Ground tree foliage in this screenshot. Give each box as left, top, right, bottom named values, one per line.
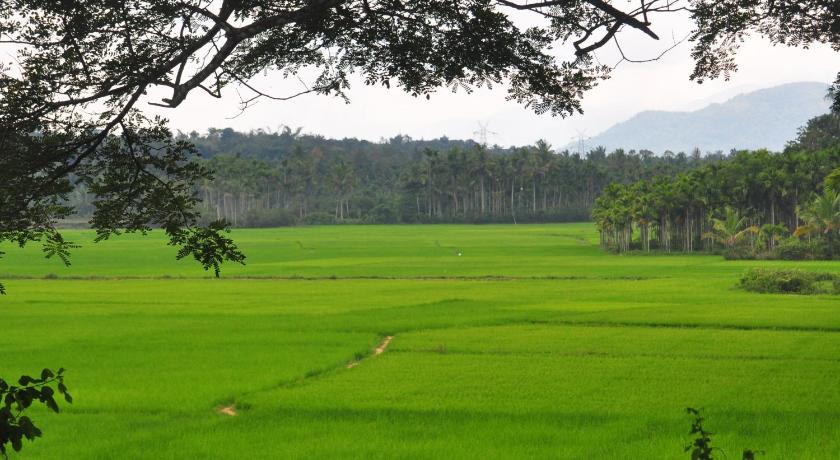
left=684, top=407, right=762, bottom=460
left=103, top=129, right=720, bottom=226
left=794, top=188, right=840, bottom=256
left=0, top=114, right=246, bottom=294
left=592, top=145, right=840, bottom=255
left=703, top=208, right=758, bottom=249
left=787, top=113, right=840, bottom=153
left=0, top=369, right=71, bottom=458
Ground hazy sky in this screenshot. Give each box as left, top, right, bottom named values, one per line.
left=145, top=12, right=839, bottom=148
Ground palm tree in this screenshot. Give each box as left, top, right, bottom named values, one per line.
left=423, top=149, right=439, bottom=218
left=630, top=180, right=655, bottom=252
left=469, top=145, right=490, bottom=215
left=825, top=167, right=840, bottom=193
left=795, top=189, right=840, bottom=255
left=759, top=224, right=788, bottom=251
left=329, top=159, right=354, bottom=220
left=702, top=207, right=759, bottom=249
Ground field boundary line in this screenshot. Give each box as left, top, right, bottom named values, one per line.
left=347, top=335, right=394, bottom=368
left=390, top=347, right=840, bottom=364
left=0, top=274, right=665, bottom=282
left=525, top=319, right=840, bottom=334
left=222, top=334, right=396, bottom=416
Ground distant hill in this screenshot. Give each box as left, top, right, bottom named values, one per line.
left=574, top=82, right=831, bottom=153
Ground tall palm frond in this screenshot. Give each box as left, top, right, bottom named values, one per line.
left=702, top=207, right=758, bottom=248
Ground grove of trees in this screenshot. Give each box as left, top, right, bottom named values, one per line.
left=193, top=136, right=726, bottom=225
left=592, top=112, right=840, bottom=258
left=61, top=128, right=727, bottom=226
left=62, top=112, right=840, bottom=238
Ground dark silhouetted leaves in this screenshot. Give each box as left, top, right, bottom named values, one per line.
left=684, top=407, right=762, bottom=460
left=0, top=368, right=71, bottom=458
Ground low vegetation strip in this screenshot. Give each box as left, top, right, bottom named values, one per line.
left=547, top=319, right=840, bottom=333
left=739, top=268, right=840, bottom=295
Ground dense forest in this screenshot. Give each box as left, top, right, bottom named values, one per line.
left=592, top=111, right=840, bottom=258
left=68, top=127, right=727, bottom=226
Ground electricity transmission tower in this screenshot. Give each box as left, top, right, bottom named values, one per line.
left=474, top=121, right=498, bottom=147
left=574, top=129, right=590, bottom=155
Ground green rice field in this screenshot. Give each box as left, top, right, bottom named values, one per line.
left=2, top=223, right=840, bottom=458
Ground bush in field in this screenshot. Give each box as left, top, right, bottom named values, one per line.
left=774, top=238, right=815, bottom=260
left=739, top=268, right=839, bottom=294
left=722, top=246, right=757, bottom=260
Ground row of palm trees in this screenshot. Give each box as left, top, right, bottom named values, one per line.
left=400, top=142, right=605, bottom=220
left=197, top=148, right=359, bottom=224
left=188, top=141, right=714, bottom=225
left=592, top=147, right=840, bottom=256
left=397, top=143, right=720, bottom=222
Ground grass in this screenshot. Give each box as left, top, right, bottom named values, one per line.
left=1, top=223, right=840, bottom=458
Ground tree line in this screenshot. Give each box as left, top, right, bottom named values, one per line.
left=66, top=127, right=725, bottom=227
left=64, top=111, right=840, bottom=235
left=592, top=112, right=840, bottom=258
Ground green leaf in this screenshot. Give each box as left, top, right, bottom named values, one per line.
left=44, top=397, right=59, bottom=413
left=11, top=435, right=22, bottom=452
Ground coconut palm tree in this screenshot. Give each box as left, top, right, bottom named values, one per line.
left=759, top=224, right=788, bottom=251
left=702, top=207, right=759, bottom=249
left=795, top=189, right=840, bottom=255
left=825, top=167, right=840, bottom=193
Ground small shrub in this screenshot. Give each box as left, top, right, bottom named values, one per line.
left=739, top=268, right=839, bottom=294
left=241, top=208, right=296, bottom=227
left=774, top=238, right=815, bottom=260
left=723, top=246, right=756, bottom=260
left=753, top=251, right=775, bottom=260
left=301, top=212, right=336, bottom=225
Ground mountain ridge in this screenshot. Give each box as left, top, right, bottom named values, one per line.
left=572, top=82, right=831, bottom=153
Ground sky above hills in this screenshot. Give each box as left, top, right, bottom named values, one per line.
left=145, top=13, right=839, bottom=149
